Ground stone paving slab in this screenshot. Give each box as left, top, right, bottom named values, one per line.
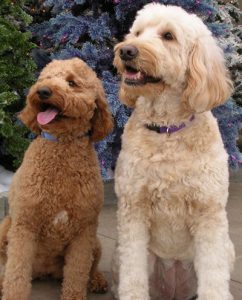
left=0, top=191, right=7, bottom=220
left=30, top=273, right=115, bottom=300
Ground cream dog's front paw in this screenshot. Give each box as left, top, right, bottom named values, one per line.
left=198, top=290, right=233, bottom=300
left=119, top=291, right=150, bottom=300
left=120, top=297, right=149, bottom=300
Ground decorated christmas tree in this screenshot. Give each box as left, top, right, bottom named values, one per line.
left=1, top=0, right=241, bottom=178
left=27, top=0, right=241, bottom=178
left=0, top=0, right=36, bottom=168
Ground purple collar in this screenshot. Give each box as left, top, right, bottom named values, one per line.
left=146, top=115, right=195, bottom=135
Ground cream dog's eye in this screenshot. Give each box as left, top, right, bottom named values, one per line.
left=135, top=31, right=140, bottom=37
left=162, top=32, right=174, bottom=41
left=67, top=80, right=77, bottom=87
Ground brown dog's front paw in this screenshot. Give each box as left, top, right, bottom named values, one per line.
left=61, top=287, right=87, bottom=300
left=2, top=294, right=27, bottom=300
left=88, top=271, right=108, bottom=294
left=61, top=293, right=86, bottom=300
left=2, top=279, right=31, bottom=300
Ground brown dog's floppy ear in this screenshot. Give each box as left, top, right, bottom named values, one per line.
left=18, top=100, right=41, bottom=134
left=182, top=35, right=233, bottom=112
left=90, top=80, right=113, bottom=142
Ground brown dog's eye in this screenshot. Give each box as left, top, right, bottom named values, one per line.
left=67, top=80, right=77, bottom=87
left=162, top=32, right=174, bottom=41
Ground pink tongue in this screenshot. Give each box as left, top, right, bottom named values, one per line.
left=37, top=108, right=59, bottom=125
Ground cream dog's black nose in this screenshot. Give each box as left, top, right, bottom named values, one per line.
left=120, top=45, right=138, bottom=61
left=37, top=87, right=52, bottom=100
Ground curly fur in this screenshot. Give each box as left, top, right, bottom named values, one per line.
left=0, top=58, right=113, bottom=300
left=112, top=4, right=234, bottom=300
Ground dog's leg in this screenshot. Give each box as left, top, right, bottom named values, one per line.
left=117, top=203, right=150, bottom=300
left=61, top=225, right=96, bottom=300
left=88, top=237, right=108, bottom=294
left=2, top=225, right=36, bottom=300
left=0, top=216, right=11, bottom=295
left=111, top=243, right=121, bottom=299
left=193, top=210, right=235, bottom=300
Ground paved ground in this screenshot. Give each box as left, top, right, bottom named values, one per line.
left=0, top=169, right=241, bottom=299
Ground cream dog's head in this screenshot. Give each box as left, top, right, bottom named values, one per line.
left=114, top=4, right=232, bottom=113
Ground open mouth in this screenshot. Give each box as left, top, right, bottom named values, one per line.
left=37, top=103, right=62, bottom=125
left=123, top=65, right=162, bottom=86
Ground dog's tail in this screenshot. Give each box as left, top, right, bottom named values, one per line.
left=0, top=216, right=11, bottom=263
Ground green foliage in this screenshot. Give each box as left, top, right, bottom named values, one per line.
left=3, top=124, right=30, bottom=168
left=0, top=0, right=32, bottom=25
left=0, top=0, right=35, bottom=168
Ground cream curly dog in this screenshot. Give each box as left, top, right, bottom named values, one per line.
left=112, top=4, right=235, bottom=300
left=0, top=58, right=113, bottom=300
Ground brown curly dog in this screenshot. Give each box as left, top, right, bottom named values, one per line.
left=0, top=58, right=113, bottom=300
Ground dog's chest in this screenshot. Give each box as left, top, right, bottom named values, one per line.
left=149, top=204, right=194, bottom=259
left=49, top=210, right=71, bottom=239
left=39, top=207, right=87, bottom=243
left=53, top=210, right=69, bottom=226
left=116, top=148, right=196, bottom=259
left=147, top=172, right=195, bottom=259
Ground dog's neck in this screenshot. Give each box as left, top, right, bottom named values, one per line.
left=40, top=131, right=90, bottom=143
left=41, top=132, right=58, bottom=142
left=135, top=89, right=194, bottom=126
left=145, top=115, right=195, bottom=135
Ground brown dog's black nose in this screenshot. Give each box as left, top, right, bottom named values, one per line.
left=120, top=45, right=138, bottom=61
left=37, top=87, right=52, bottom=100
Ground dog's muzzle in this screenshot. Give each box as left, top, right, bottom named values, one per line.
left=119, top=45, right=138, bottom=61
left=37, top=86, right=52, bottom=100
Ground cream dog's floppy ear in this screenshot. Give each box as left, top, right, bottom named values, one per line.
left=182, top=35, right=233, bottom=112
left=90, top=80, right=113, bottom=142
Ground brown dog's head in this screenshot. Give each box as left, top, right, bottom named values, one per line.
left=114, top=4, right=233, bottom=112
left=19, top=58, right=113, bottom=141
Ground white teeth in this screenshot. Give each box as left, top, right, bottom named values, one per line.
left=134, top=71, right=141, bottom=80
left=124, top=70, right=143, bottom=81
